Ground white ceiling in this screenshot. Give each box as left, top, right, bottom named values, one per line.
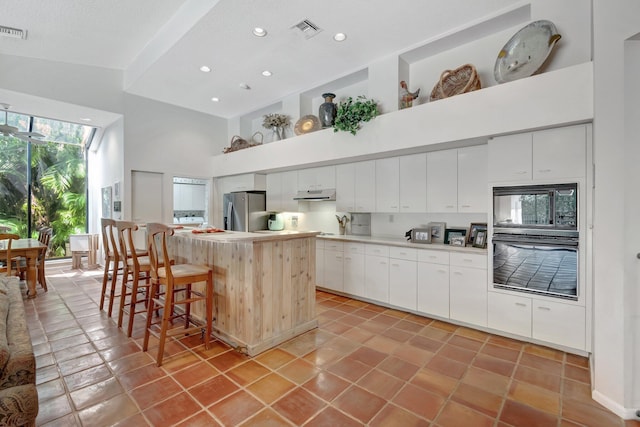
left=0, top=0, right=521, bottom=126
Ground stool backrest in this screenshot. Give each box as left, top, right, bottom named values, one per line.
left=146, top=223, right=174, bottom=283
left=100, top=218, right=118, bottom=261
left=0, top=233, right=19, bottom=277
left=115, top=220, right=140, bottom=269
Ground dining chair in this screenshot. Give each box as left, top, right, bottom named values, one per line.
left=142, top=223, right=213, bottom=366
left=0, top=233, right=19, bottom=277
left=116, top=220, right=153, bottom=337
left=16, top=228, right=51, bottom=291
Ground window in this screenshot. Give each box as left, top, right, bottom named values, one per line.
left=0, top=110, right=94, bottom=258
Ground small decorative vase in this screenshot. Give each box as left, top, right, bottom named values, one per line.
left=319, top=93, right=337, bottom=128
left=272, top=127, right=283, bottom=141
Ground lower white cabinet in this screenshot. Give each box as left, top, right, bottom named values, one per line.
left=343, top=243, right=366, bottom=297
left=417, top=262, right=450, bottom=318
left=488, top=292, right=532, bottom=337
left=449, top=253, right=488, bottom=327
left=323, top=242, right=344, bottom=292
left=365, top=254, right=389, bottom=303
left=532, top=299, right=585, bottom=350
left=315, top=240, right=324, bottom=286
left=389, top=258, right=417, bottom=311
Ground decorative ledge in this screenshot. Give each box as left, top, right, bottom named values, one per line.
left=212, top=62, right=593, bottom=177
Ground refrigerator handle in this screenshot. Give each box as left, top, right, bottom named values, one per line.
left=226, top=201, right=234, bottom=230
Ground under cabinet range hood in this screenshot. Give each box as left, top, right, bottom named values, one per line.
left=293, top=189, right=336, bottom=201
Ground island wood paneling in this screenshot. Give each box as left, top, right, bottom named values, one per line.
left=170, top=232, right=317, bottom=356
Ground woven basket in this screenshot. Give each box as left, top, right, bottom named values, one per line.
left=429, top=64, right=481, bottom=102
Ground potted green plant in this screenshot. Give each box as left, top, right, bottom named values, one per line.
left=333, top=96, right=378, bottom=135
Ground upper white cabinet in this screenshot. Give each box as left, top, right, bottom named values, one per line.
left=218, top=173, right=266, bottom=194
left=266, top=171, right=298, bottom=212
left=336, top=161, right=376, bottom=212
left=457, top=145, right=488, bottom=213
left=297, top=166, right=335, bottom=191
left=488, top=124, right=588, bottom=183
left=375, top=157, right=400, bottom=212
left=426, top=149, right=457, bottom=213
left=174, top=183, right=207, bottom=211
left=399, top=154, right=427, bottom=213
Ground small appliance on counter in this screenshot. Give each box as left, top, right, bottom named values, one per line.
left=350, top=213, right=371, bottom=236
left=267, top=213, right=285, bottom=231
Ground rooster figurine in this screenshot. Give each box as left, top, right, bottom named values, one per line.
left=400, top=80, right=420, bottom=109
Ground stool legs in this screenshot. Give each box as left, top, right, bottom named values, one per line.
left=99, top=255, right=119, bottom=317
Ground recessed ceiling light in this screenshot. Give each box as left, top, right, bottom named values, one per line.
left=262, top=70, right=272, bottom=77
left=253, top=27, right=267, bottom=37
left=200, top=65, right=211, bottom=72
left=211, top=97, right=220, bottom=102
left=239, top=83, right=251, bottom=90
left=333, top=33, right=347, bottom=42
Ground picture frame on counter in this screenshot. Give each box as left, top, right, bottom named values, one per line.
left=467, top=222, right=488, bottom=245
left=473, top=230, right=488, bottom=248
left=444, top=228, right=467, bottom=245
left=427, top=222, right=446, bottom=244
left=450, top=236, right=466, bottom=246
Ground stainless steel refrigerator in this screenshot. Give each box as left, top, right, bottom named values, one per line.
left=223, top=191, right=267, bottom=231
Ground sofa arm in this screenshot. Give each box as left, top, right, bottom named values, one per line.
left=0, top=345, right=35, bottom=390
left=0, top=383, right=38, bottom=426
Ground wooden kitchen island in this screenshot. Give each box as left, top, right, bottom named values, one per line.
left=168, top=229, right=319, bottom=356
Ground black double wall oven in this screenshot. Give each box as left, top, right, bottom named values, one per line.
left=492, top=183, right=579, bottom=300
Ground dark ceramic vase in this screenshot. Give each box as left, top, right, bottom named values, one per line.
left=319, top=93, right=337, bottom=128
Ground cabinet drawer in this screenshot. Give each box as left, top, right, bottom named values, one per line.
left=344, top=242, right=365, bottom=255
left=488, top=292, right=532, bottom=337
left=324, top=241, right=344, bottom=252
left=450, top=252, right=487, bottom=269
left=366, top=244, right=389, bottom=257
left=417, top=249, right=449, bottom=265
left=389, top=246, right=417, bottom=261
left=532, top=300, right=585, bottom=350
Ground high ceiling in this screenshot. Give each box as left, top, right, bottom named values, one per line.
left=0, top=0, right=520, bottom=126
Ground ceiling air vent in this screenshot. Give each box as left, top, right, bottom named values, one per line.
left=291, top=19, right=323, bottom=39
left=0, top=25, right=27, bottom=40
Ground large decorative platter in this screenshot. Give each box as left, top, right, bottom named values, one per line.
left=494, top=20, right=561, bottom=84
left=294, top=115, right=321, bottom=135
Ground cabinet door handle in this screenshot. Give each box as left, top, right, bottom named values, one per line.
left=460, top=204, right=471, bottom=208
left=380, top=261, right=387, bottom=265
left=537, top=306, right=551, bottom=311
left=454, top=272, right=463, bottom=276
left=515, top=171, right=528, bottom=175
left=538, top=169, right=552, bottom=173
left=446, top=205, right=455, bottom=209
left=402, top=205, right=410, bottom=209
left=515, top=302, right=527, bottom=307
left=437, top=269, right=447, bottom=273
left=429, top=255, right=437, bottom=259
left=463, top=259, right=473, bottom=263
left=345, top=257, right=351, bottom=261
left=391, top=263, right=399, bottom=267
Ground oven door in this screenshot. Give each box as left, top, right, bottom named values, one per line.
left=492, top=233, right=579, bottom=301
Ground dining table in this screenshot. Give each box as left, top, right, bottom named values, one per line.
left=0, top=238, right=48, bottom=298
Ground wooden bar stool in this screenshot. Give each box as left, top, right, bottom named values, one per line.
left=116, top=221, right=153, bottom=337
left=99, top=218, right=121, bottom=316
left=142, top=223, right=213, bottom=366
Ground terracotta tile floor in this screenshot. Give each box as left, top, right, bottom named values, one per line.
left=25, top=262, right=640, bottom=426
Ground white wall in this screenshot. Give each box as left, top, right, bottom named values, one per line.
left=121, top=94, right=227, bottom=223
left=592, top=0, right=640, bottom=418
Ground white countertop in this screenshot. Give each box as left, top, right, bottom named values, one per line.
left=317, top=233, right=486, bottom=254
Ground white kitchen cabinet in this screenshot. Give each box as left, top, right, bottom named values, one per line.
left=174, top=183, right=206, bottom=211
left=449, top=253, right=487, bottom=327
left=266, top=171, right=298, bottom=212
left=315, top=239, right=324, bottom=287
left=532, top=299, right=585, bottom=350
left=487, top=133, right=532, bottom=182
left=218, top=173, right=266, bottom=194
left=375, top=157, right=400, bottom=212
left=488, top=124, right=587, bottom=183
left=488, top=292, right=532, bottom=337
left=335, top=161, right=375, bottom=212
left=417, top=261, right=450, bottom=318
left=389, top=257, right=417, bottom=311
left=365, top=254, right=389, bottom=303
left=343, top=243, right=366, bottom=297
left=399, top=154, right=427, bottom=213
left=457, top=145, right=488, bottom=213
left=532, top=125, right=586, bottom=180
left=297, top=166, right=335, bottom=192
left=427, top=149, right=457, bottom=213
left=323, top=242, right=344, bottom=292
